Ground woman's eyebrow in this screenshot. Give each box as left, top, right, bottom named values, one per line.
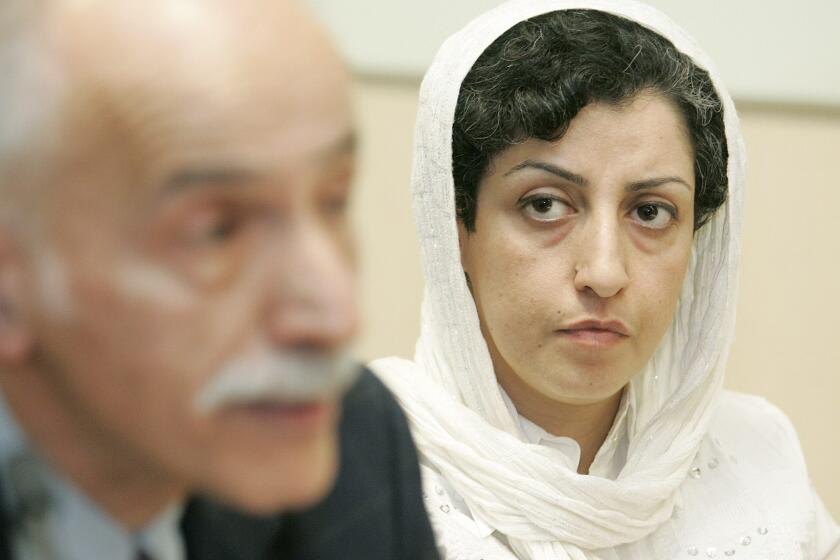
left=503, top=160, right=692, bottom=194
left=503, top=160, right=588, bottom=187
left=626, top=176, right=692, bottom=192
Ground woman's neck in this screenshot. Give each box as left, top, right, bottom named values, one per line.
left=498, top=373, right=623, bottom=475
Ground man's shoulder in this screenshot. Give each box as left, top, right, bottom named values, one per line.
left=286, top=367, right=436, bottom=558
left=320, top=366, right=417, bottom=516
left=182, top=366, right=438, bottom=560
left=342, top=366, right=402, bottom=418
left=339, top=366, right=410, bottom=445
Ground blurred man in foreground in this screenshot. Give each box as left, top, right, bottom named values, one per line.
left=0, top=0, right=437, bottom=558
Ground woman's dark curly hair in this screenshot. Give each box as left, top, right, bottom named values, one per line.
left=453, top=9, right=728, bottom=231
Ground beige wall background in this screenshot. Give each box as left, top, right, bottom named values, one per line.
left=307, top=0, right=840, bottom=106
left=350, top=79, right=840, bottom=516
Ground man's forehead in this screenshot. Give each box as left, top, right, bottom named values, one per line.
left=159, top=131, right=355, bottom=196
left=48, top=0, right=335, bottom=84
left=42, top=0, right=351, bottom=172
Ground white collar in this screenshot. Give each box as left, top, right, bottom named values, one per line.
left=499, top=384, right=634, bottom=477
left=0, top=388, right=185, bottom=560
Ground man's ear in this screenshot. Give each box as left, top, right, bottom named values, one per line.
left=0, top=231, right=33, bottom=367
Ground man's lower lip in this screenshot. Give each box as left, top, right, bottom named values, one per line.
left=556, top=329, right=627, bottom=346
left=227, top=401, right=333, bottom=429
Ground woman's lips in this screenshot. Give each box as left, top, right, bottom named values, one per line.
left=556, top=319, right=630, bottom=347
left=556, top=328, right=628, bottom=347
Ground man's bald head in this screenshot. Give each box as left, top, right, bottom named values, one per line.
left=0, top=1, right=63, bottom=215
left=0, top=0, right=349, bottom=228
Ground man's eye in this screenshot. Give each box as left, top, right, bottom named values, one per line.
left=521, top=196, right=573, bottom=222
left=201, top=217, right=240, bottom=242
left=631, top=203, right=676, bottom=229
left=182, top=210, right=243, bottom=245
left=321, top=194, right=349, bottom=218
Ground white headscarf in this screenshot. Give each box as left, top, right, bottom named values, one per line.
left=371, top=1, right=746, bottom=558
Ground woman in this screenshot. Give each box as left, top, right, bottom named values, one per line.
left=371, top=1, right=839, bottom=559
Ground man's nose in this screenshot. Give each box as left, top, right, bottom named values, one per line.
left=263, top=222, right=359, bottom=350
left=572, top=212, right=630, bottom=299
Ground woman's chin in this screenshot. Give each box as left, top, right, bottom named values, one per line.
left=523, top=364, right=634, bottom=406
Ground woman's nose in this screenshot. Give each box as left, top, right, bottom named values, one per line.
left=572, top=214, right=630, bottom=299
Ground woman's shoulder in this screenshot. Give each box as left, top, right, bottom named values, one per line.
left=701, top=391, right=813, bottom=500
left=714, top=389, right=793, bottom=424
left=714, top=389, right=793, bottom=423
left=712, top=389, right=839, bottom=491
left=710, top=390, right=806, bottom=470
left=689, top=390, right=839, bottom=558
left=706, top=390, right=813, bottom=507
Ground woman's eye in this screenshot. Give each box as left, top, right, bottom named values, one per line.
left=631, top=203, right=675, bottom=229
left=521, top=196, right=573, bottom=222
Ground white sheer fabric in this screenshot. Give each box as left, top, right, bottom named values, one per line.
left=416, top=392, right=840, bottom=559
left=370, top=0, right=840, bottom=558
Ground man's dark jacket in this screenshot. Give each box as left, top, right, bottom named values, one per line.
left=0, top=369, right=440, bottom=560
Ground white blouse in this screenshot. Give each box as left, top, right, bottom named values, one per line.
left=420, top=390, right=840, bottom=559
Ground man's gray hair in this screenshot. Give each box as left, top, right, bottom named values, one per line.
left=0, top=0, right=66, bottom=215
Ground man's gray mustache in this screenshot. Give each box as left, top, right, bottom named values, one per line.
left=195, top=349, right=360, bottom=413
